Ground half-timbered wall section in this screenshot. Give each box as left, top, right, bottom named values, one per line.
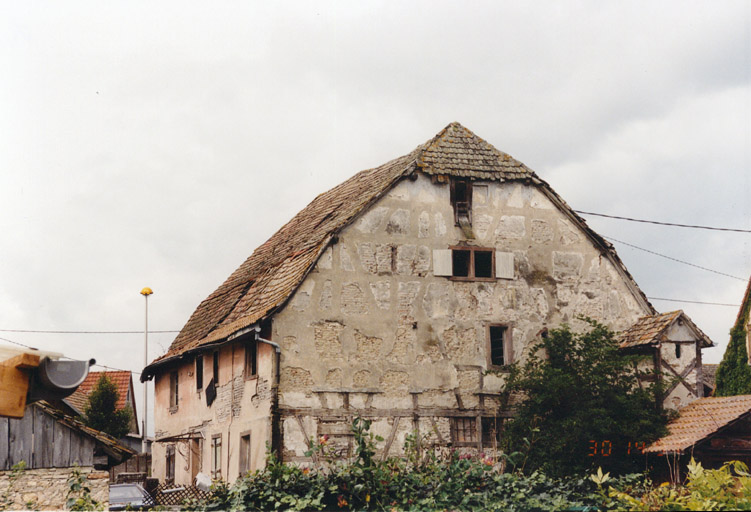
left=145, top=123, right=713, bottom=484
left=272, top=172, right=652, bottom=462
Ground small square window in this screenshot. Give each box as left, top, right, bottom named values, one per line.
left=450, top=417, right=477, bottom=445
left=675, top=343, right=681, bottom=359
left=481, top=417, right=504, bottom=448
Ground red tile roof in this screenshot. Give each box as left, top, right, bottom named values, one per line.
left=75, top=371, right=132, bottom=411
left=645, top=395, right=751, bottom=453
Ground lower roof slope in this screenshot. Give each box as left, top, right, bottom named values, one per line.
left=645, top=395, right=751, bottom=454
left=143, top=122, right=654, bottom=380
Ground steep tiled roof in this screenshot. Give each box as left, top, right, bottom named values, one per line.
left=617, top=310, right=713, bottom=349
left=143, top=122, right=655, bottom=380
left=417, top=123, right=534, bottom=180
left=75, top=371, right=133, bottom=412
left=645, top=395, right=751, bottom=453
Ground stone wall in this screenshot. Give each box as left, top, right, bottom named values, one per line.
left=0, top=466, right=108, bottom=510
left=274, top=174, right=653, bottom=459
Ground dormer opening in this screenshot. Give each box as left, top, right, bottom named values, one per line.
left=450, top=178, right=472, bottom=226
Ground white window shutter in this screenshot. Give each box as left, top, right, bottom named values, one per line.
left=495, top=251, right=514, bottom=279
left=433, top=249, right=452, bottom=276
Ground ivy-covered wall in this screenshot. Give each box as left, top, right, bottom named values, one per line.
left=715, top=279, right=751, bottom=396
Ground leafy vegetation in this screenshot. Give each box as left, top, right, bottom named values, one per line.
left=184, top=417, right=642, bottom=511
left=65, top=465, right=104, bottom=511
left=500, top=320, right=670, bottom=477
left=715, top=293, right=751, bottom=396
left=84, top=374, right=133, bottom=439
left=601, top=458, right=751, bottom=510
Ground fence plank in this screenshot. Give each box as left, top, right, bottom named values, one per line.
left=53, top=422, right=72, bottom=467
left=33, top=407, right=55, bottom=468
left=0, top=417, right=9, bottom=470
left=8, top=408, right=33, bottom=467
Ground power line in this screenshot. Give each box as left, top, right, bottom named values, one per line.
left=603, top=234, right=747, bottom=281
left=0, top=335, right=142, bottom=375
left=648, top=297, right=740, bottom=307
left=0, top=329, right=179, bottom=334
left=576, top=210, right=751, bottom=233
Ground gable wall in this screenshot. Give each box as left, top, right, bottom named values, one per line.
left=272, top=173, right=651, bottom=462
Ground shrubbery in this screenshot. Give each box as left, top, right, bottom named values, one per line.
left=185, top=418, right=641, bottom=511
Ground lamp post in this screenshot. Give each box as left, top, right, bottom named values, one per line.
left=140, top=287, right=153, bottom=454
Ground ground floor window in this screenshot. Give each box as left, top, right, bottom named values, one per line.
left=211, top=434, right=222, bottom=479
left=166, top=444, right=175, bottom=483
left=239, top=431, right=251, bottom=475
left=450, top=417, right=477, bottom=445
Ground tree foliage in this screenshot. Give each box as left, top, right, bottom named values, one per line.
left=500, top=320, right=670, bottom=477
left=715, top=294, right=751, bottom=396
left=84, top=374, right=133, bottom=440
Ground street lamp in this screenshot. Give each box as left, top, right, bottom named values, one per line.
left=140, top=287, right=153, bottom=454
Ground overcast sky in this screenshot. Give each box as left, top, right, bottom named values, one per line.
left=1, top=1, right=749, bottom=435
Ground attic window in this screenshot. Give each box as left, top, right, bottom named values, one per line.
left=488, top=325, right=513, bottom=368
left=195, top=355, right=203, bottom=390
left=450, top=178, right=472, bottom=225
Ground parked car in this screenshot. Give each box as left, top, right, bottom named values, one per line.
left=109, top=483, right=154, bottom=510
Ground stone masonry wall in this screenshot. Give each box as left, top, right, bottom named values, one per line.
left=0, top=466, right=108, bottom=510
left=274, top=174, right=653, bottom=459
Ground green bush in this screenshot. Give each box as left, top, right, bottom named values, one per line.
left=184, top=417, right=642, bottom=511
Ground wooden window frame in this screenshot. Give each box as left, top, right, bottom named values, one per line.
left=487, top=324, right=513, bottom=369
left=449, top=246, right=495, bottom=282
left=450, top=417, right=478, bottom=446
left=239, top=430, right=251, bottom=475
left=450, top=178, right=473, bottom=225
left=195, top=355, right=204, bottom=390
left=169, top=371, right=179, bottom=411
left=245, top=340, right=258, bottom=380
left=211, top=434, right=222, bottom=480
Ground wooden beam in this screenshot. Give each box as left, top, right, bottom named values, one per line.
left=0, top=353, right=40, bottom=419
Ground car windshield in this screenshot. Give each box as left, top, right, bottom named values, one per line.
left=110, top=486, right=144, bottom=500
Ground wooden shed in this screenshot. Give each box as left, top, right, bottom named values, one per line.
left=0, top=401, right=135, bottom=470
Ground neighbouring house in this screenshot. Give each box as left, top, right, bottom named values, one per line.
left=702, top=363, right=719, bottom=396
left=0, top=401, right=135, bottom=509
left=142, top=122, right=713, bottom=485
left=645, top=395, right=751, bottom=480
left=64, top=371, right=142, bottom=452
left=617, top=310, right=713, bottom=410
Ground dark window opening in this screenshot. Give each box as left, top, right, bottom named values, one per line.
left=450, top=178, right=473, bottom=225
left=451, top=417, right=477, bottom=445
left=245, top=340, right=258, bottom=378
left=452, top=249, right=471, bottom=277
left=213, top=351, right=219, bottom=383
left=195, top=355, right=203, bottom=390
left=489, top=325, right=507, bottom=367
left=166, top=445, right=175, bottom=483
left=169, top=371, right=179, bottom=409
left=474, top=250, right=493, bottom=278
left=675, top=343, right=681, bottom=359
left=481, top=417, right=503, bottom=448
left=449, top=246, right=494, bottom=280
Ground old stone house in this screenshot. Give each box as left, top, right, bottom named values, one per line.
left=142, top=122, right=712, bottom=484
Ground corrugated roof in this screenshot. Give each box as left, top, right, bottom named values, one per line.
left=645, top=395, right=751, bottom=453
left=617, top=310, right=713, bottom=349
left=143, top=122, right=655, bottom=380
